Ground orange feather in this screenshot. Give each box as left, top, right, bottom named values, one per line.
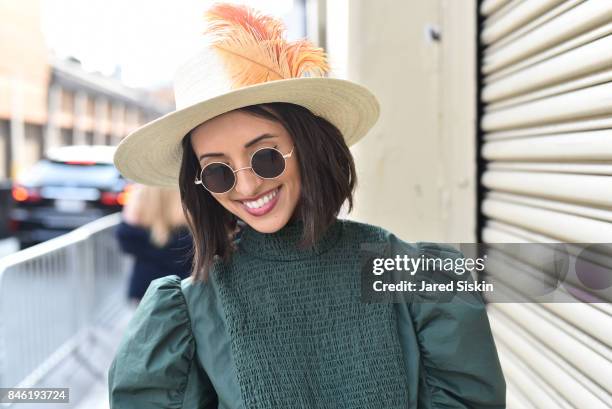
left=204, top=3, right=329, bottom=88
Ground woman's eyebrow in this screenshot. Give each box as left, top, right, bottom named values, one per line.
left=244, top=133, right=276, bottom=148
left=199, top=133, right=277, bottom=161
left=199, top=152, right=224, bottom=161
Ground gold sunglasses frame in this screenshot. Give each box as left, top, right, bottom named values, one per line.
left=194, top=146, right=294, bottom=194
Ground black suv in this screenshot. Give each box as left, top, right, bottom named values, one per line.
left=9, top=145, right=130, bottom=248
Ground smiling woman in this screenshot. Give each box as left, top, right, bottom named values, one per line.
left=108, top=3, right=505, bottom=409
left=191, top=110, right=300, bottom=226
left=180, top=102, right=355, bottom=281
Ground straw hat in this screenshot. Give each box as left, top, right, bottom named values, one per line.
left=114, top=3, right=380, bottom=187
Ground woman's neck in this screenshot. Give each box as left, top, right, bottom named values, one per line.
left=237, top=217, right=342, bottom=261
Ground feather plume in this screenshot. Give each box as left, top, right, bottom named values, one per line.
left=204, top=3, right=329, bottom=88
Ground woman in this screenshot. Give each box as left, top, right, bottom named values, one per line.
left=109, top=3, right=505, bottom=408
left=116, top=184, right=192, bottom=303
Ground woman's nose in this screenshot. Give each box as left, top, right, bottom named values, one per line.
left=234, top=167, right=262, bottom=197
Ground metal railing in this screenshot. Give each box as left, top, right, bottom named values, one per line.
left=0, top=213, right=130, bottom=389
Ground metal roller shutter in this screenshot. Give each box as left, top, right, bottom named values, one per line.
left=478, top=0, right=612, bottom=407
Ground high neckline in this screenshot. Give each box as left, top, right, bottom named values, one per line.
left=237, top=218, right=343, bottom=261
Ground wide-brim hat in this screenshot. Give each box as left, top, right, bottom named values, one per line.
left=114, top=3, right=380, bottom=187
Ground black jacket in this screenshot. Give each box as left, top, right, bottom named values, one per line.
left=115, top=221, right=192, bottom=299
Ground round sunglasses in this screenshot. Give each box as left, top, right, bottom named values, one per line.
left=194, top=146, right=294, bottom=194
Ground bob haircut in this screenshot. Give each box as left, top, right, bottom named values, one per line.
left=179, top=102, right=357, bottom=282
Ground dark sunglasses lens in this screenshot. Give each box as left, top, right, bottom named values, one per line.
left=202, top=163, right=234, bottom=193
left=252, top=148, right=285, bottom=178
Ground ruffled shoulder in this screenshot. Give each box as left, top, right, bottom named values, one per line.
left=108, top=275, right=199, bottom=408
left=387, top=236, right=506, bottom=408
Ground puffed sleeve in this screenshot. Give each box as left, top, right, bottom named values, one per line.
left=389, top=236, right=506, bottom=408
left=108, top=275, right=217, bottom=409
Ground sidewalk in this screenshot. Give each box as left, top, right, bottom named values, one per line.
left=72, top=307, right=134, bottom=409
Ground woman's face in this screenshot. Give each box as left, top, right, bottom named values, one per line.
left=190, top=110, right=301, bottom=233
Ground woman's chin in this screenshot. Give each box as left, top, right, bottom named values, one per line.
left=243, top=213, right=290, bottom=234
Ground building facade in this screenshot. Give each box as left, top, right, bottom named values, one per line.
left=0, top=0, right=169, bottom=181
left=310, top=0, right=612, bottom=406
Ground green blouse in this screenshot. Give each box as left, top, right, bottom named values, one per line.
left=108, top=218, right=505, bottom=408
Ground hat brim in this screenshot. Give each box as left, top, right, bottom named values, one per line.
left=114, top=77, right=380, bottom=187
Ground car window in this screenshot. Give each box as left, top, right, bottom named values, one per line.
left=20, top=160, right=123, bottom=188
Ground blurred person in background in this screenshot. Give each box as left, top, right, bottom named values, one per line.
left=116, top=184, right=192, bottom=304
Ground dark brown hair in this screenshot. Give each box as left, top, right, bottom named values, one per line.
left=179, top=102, right=356, bottom=282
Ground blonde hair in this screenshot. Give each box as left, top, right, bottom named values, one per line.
left=129, top=185, right=186, bottom=247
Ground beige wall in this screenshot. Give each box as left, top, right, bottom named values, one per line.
left=0, top=121, right=8, bottom=180
left=336, top=0, right=477, bottom=242
left=0, top=0, right=50, bottom=124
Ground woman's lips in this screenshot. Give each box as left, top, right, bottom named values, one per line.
left=239, top=186, right=281, bottom=217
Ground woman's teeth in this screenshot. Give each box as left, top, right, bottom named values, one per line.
left=243, top=188, right=278, bottom=209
